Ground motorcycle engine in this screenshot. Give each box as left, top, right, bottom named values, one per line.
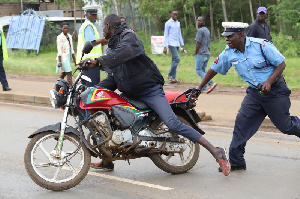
left=109, top=129, right=133, bottom=146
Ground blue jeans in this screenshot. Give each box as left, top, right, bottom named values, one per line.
left=195, top=54, right=214, bottom=91
left=229, top=82, right=300, bottom=166
left=168, top=46, right=180, bottom=79
left=126, top=84, right=202, bottom=143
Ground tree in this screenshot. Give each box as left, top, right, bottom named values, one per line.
left=221, top=0, right=228, bottom=22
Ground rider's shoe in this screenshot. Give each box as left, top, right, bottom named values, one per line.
left=90, top=161, right=114, bottom=171
left=219, top=164, right=246, bottom=172
left=216, top=147, right=231, bottom=176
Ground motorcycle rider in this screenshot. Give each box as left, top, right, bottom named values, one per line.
left=82, top=14, right=231, bottom=176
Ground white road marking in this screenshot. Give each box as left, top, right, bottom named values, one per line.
left=87, top=171, right=174, bottom=191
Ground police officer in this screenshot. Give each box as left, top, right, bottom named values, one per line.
left=0, top=24, right=11, bottom=91
left=197, top=22, right=300, bottom=171
left=76, top=5, right=108, bottom=87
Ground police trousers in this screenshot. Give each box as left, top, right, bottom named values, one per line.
left=230, top=81, right=300, bottom=166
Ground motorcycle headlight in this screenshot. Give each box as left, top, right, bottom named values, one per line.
left=49, top=89, right=58, bottom=108
left=49, top=78, right=69, bottom=109
left=49, top=89, right=67, bottom=109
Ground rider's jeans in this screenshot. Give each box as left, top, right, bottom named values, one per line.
left=127, top=84, right=202, bottom=143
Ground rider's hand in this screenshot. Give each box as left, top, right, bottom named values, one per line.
left=81, top=58, right=97, bottom=68
left=58, top=62, right=62, bottom=67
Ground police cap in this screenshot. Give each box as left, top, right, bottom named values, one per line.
left=83, top=5, right=100, bottom=14
left=221, top=22, right=249, bottom=36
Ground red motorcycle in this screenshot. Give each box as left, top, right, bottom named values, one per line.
left=24, top=43, right=204, bottom=191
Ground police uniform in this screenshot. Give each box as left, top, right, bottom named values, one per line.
left=76, top=6, right=102, bottom=87
left=0, top=25, right=11, bottom=91
left=211, top=22, right=300, bottom=167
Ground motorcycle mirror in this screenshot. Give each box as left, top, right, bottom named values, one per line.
left=81, top=75, right=92, bottom=82
left=82, top=41, right=94, bottom=54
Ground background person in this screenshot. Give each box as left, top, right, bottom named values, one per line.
left=247, top=6, right=272, bottom=42
left=194, top=16, right=216, bottom=94
left=76, top=5, right=107, bottom=87
left=83, top=14, right=231, bottom=176
left=163, top=10, right=185, bottom=83
left=56, top=22, right=76, bottom=85
left=197, top=22, right=300, bottom=171
left=0, top=24, right=11, bottom=91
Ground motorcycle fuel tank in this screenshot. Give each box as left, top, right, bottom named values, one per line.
left=80, top=87, right=128, bottom=109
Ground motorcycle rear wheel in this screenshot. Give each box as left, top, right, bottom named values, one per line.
left=149, top=116, right=200, bottom=174
left=24, top=131, right=91, bottom=191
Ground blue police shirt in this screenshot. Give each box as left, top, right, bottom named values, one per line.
left=84, top=19, right=96, bottom=42
left=210, top=37, right=285, bottom=88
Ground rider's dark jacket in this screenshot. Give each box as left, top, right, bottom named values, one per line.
left=96, top=23, right=164, bottom=95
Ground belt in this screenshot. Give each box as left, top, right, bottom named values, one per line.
left=271, top=75, right=285, bottom=87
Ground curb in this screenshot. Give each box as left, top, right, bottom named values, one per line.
left=0, top=93, right=51, bottom=105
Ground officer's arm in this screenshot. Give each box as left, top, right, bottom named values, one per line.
left=93, top=38, right=108, bottom=46
left=267, top=61, right=285, bottom=84
left=197, top=69, right=217, bottom=90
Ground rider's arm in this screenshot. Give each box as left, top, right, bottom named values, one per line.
left=96, top=32, right=144, bottom=69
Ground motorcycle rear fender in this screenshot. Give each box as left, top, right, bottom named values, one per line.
left=28, top=122, right=95, bottom=152
left=172, top=107, right=205, bottom=135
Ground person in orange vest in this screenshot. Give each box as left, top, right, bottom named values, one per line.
left=0, top=24, right=11, bottom=91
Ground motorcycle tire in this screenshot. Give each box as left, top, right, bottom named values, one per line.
left=149, top=116, right=200, bottom=174
left=24, top=131, right=91, bottom=191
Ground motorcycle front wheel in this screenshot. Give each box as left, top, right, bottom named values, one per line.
left=24, top=131, right=91, bottom=191
left=149, top=116, right=200, bottom=174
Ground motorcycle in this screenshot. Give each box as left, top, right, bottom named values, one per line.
left=24, top=42, right=204, bottom=191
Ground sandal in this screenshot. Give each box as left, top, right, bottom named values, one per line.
left=166, top=75, right=172, bottom=81
left=216, top=147, right=231, bottom=176
left=170, top=79, right=180, bottom=83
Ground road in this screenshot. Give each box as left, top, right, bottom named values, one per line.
left=0, top=102, right=299, bottom=199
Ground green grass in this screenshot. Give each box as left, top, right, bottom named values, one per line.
left=4, top=44, right=300, bottom=91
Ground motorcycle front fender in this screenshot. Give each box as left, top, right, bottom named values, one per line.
left=28, top=122, right=95, bottom=153
left=28, top=122, right=80, bottom=138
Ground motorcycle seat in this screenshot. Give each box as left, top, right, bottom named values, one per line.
left=126, top=97, right=151, bottom=110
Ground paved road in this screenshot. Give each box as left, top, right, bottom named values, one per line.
left=0, top=102, right=300, bottom=199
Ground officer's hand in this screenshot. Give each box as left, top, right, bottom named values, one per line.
left=260, top=81, right=272, bottom=94
left=163, top=47, right=167, bottom=55
left=192, top=88, right=201, bottom=98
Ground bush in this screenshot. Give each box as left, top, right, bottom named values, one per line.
left=272, top=33, right=299, bottom=57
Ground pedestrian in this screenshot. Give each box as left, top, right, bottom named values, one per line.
left=163, top=10, right=185, bottom=83
left=197, top=22, right=300, bottom=172
left=194, top=16, right=217, bottom=94
left=0, top=24, right=11, bottom=91
left=247, top=7, right=272, bottom=42
left=120, top=16, right=126, bottom=23
left=82, top=14, right=231, bottom=176
left=76, top=5, right=108, bottom=87
left=56, top=22, right=76, bottom=86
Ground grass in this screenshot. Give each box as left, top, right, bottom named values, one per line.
left=3, top=43, right=300, bottom=91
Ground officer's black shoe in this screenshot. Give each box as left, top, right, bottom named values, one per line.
left=3, top=87, right=12, bottom=91
left=219, top=164, right=246, bottom=172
